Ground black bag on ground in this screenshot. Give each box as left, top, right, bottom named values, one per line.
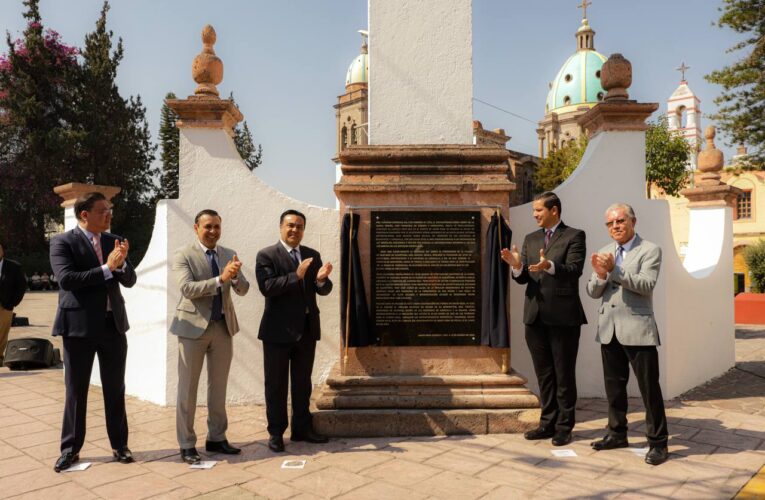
left=3, top=338, right=61, bottom=370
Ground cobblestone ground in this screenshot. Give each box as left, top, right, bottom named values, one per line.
left=0, top=292, right=763, bottom=499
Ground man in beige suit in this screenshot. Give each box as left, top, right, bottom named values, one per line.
left=586, top=203, right=668, bottom=466
left=171, top=209, right=249, bottom=464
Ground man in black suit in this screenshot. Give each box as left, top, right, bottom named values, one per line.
left=0, top=241, right=27, bottom=365
left=256, top=209, right=333, bottom=453
left=49, top=192, right=137, bottom=472
left=502, top=191, right=587, bottom=446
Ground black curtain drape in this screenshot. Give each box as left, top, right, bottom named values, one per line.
left=340, top=213, right=374, bottom=347
left=481, top=212, right=512, bottom=348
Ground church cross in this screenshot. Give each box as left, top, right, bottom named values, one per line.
left=578, top=0, right=592, bottom=19
left=676, top=62, right=690, bottom=81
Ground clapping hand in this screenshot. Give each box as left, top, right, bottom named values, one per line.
left=591, top=252, right=614, bottom=279
left=106, top=239, right=129, bottom=271
left=221, top=255, right=242, bottom=282
left=528, top=248, right=551, bottom=273
left=296, top=257, right=313, bottom=280
left=317, top=262, right=333, bottom=281
left=500, top=245, right=522, bottom=270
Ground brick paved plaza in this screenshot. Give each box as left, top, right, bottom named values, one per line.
left=1, top=292, right=763, bottom=499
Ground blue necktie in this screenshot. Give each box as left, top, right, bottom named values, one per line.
left=207, top=249, right=223, bottom=320
left=290, top=248, right=300, bottom=267
left=615, top=246, right=624, bottom=268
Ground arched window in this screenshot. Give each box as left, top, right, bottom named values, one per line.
left=351, top=124, right=358, bottom=145
left=676, top=105, right=688, bottom=129
left=341, top=126, right=348, bottom=150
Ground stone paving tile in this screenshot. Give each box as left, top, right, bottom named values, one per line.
left=145, top=486, right=201, bottom=500
left=0, top=454, right=43, bottom=479
left=9, top=480, right=101, bottom=500
left=313, top=447, right=395, bottom=473
left=245, top=453, right=328, bottom=481
left=0, top=467, right=69, bottom=498
left=705, top=446, right=765, bottom=472
left=475, top=460, right=556, bottom=492
left=68, top=461, right=152, bottom=489
left=692, top=428, right=759, bottom=451
left=334, top=479, right=430, bottom=500
left=410, top=469, right=499, bottom=499
left=423, top=447, right=503, bottom=476
left=374, top=439, right=450, bottom=462
left=173, top=463, right=259, bottom=495
left=666, top=437, right=718, bottom=460
left=479, top=484, right=540, bottom=500
left=240, top=476, right=302, bottom=500
left=91, top=471, right=180, bottom=500
left=289, top=466, right=371, bottom=498
left=4, top=428, right=60, bottom=449
left=363, top=458, right=444, bottom=487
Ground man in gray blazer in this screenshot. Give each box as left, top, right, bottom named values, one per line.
left=170, top=209, right=250, bottom=464
left=586, top=203, right=668, bottom=466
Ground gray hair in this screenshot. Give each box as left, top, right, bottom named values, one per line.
left=605, top=203, right=635, bottom=219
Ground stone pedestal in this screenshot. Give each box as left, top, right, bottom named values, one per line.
left=313, top=145, right=540, bottom=436
left=53, top=182, right=121, bottom=232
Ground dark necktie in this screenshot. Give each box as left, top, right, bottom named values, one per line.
left=207, top=249, right=223, bottom=320
left=290, top=248, right=300, bottom=267
left=544, top=229, right=553, bottom=249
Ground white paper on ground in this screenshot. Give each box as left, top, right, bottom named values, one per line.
left=550, top=449, right=577, bottom=457
left=630, top=447, right=650, bottom=456
left=190, top=461, right=218, bottom=469
left=62, top=462, right=92, bottom=472
left=281, top=460, right=307, bottom=469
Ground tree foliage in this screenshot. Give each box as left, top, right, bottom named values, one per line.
left=0, top=0, right=157, bottom=268
left=744, top=238, right=765, bottom=293
left=645, top=115, right=691, bottom=197
left=158, top=92, right=179, bottom=199
left=533, top=135, right=587, bottom=193
left=705, top=0, right=765, bottom=169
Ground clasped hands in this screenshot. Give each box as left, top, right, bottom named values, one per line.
left=590, top=252, right=615, bottom=279
left=295, top=257, right=333, bottom=282
left=500, top=245, right=552, bottom=273
left=106, top=239, right=129, bottom=271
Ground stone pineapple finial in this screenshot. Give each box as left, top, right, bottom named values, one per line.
left=192, top=25, right=223, bottom=97
left=600, top=53, right=632, bottom=101
left=697, top=125, right=724, bottom=184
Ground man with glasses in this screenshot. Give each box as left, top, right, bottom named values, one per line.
left=255, top=209, right=333, bottom=453
left=49, top=192, right=136, bottom=472
left=586, top=203, right=668, bottom=466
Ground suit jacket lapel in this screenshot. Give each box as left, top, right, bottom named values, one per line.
left=74, top=228, right=101, bottom=266
left=192, top=243, right=213, bottom=280
left=546, top=222, right=567, bottom=251
left=622, top=235, right=642, bottom=268
left=276, top=241, right=297, bottom=271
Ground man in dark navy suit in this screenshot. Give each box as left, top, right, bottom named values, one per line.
left=49, top=192, right=136, bottom=472
left=256, top=209, right=333, bottom=453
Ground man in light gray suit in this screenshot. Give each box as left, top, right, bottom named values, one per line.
left=586, top=203, right=668, bottom=466
left=171, top=209, right=250, bottom=464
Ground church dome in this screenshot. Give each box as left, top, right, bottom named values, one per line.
left=545, top=19, right=607, bottom=114
left=345, top=52, right=368, bottom=86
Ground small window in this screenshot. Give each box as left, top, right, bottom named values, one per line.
left=596, top=70, right=601, bottom=79
left=341, top=126, right=348, bottom=150
left=563, top=96, right=571, bottom=105
left=351, top=124, right=358, bottom=145
left=564, top=74, right=573, bottom=83
left=736, top=190, right=752, bottom=220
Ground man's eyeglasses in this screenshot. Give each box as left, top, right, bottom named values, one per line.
left=605, top=218, right=627, bottom=228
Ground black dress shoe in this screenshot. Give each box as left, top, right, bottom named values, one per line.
left=113, top=446, right=135, bottom=464
left=180, top=447, right=201, bottom=464
left=524, top=427, right=556, bottom=440
left=268, top=435, right=285, bottom=452
left=206, top=439, right=241, bottom=455
left=551, top=431, right=572, bottom=446
left=54, top=452, right=79, bottom=472
left=645, top=445, right=669, bottom=465
left=290, top=429, right=329, bottom=444
left=591, top=435, right=629, bottom=451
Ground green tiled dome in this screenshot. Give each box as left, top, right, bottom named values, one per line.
left=345, top=52, right=368, bottom=86
left=546, top=49, right=607, bottom=114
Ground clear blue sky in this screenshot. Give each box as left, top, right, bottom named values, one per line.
left=0, top=1, right=743, bottom=208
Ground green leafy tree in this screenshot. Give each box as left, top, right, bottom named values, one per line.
left=744, top=239, right=765, bottom=293
left=0, top=0, right=80, bottom=266
left=645, top=115, right=691, bottom=198
left=705, top=0, right=765, bottom=169
left=158, top=92, right=179, bottom=199
left=534, top=135, right=588, bottom=192
left=75, top=1, right=157, bottom=265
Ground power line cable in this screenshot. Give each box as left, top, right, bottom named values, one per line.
left=473, top=97, right=537, bottom=124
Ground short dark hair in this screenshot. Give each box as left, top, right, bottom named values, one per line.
left=194, top=209, right=220, bottom=224
left=534, top=191, right=562, bottom=215
left=74, top=192, right=107, bottom=221
left=280, top=209, right=306, bottom=225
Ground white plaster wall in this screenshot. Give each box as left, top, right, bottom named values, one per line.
left=104, top=127, right=340, bottom=406
left=368, top=0, right=473, bottom=145
left=508, top=130, right=734, bottom=399
left=63, top=207, right=77, bottom=232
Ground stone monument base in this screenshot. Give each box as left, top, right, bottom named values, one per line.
left=314, top=363, right=540, bottom=436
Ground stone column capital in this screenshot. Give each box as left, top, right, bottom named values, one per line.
left=165, top=96, right=243, bottom=136
left=53, top=182, right=121, bottom=208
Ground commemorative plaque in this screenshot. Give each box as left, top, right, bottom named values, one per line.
left=371, top=211, right=481, bottom=346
